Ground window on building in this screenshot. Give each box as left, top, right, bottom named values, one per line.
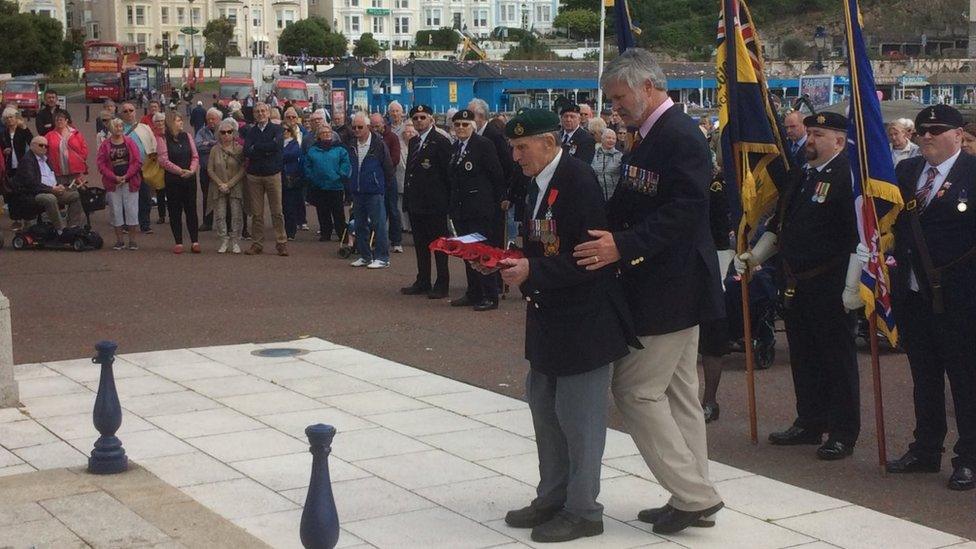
left=252, top=8, right=262, bottom=27
left=91, top=22, right=99, bottom=39
left=473, top=9, right=487, bottom=27
left=424, top=8, right=440, bottom=26
left=344, top=15, right=360, bottom=33
left=176, top=7, right=185, bottom=24
left=535, top=5, right=550, bottom=23
left=191, top=7, right=201, bottom=24
left=126, top=6, right=133, bottom=25
left=395, top=16, right=409, bottom=34
left=347, top=0, right=359, bottom=6
left=162, top=31, right=170, bottom=50
left=395, top=0, right=408, bottom=7
left=503, top=4, right=515, bottom=23
left=135, top=5, right=146, bottom=25
left=160, top=6, right=168, bottom=24
left=135, top=32, right=148, bottom=49
left=226, top=8, right=237, bottom=25
left=373, top=17, right=384, bottom=33
left=371, top=0, right=381, bottom=7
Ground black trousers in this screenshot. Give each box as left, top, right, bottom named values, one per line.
left=409, top=212, right=450, bottom=291
left=138, top=181, right=152, bottom=230
left=309, top=188, right=345, bottom=240
left=894, top=291, right=976, bottom=468
left=282, top=184, right=304, bottom=239
left=199, top=167, right=213, bottom=227
left=165, top=178, right=199, bottom=245
left=454, top=216, right=499, bottom=302
left=781, top=272, right=860, bottom=446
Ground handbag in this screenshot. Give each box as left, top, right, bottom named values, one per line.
left=142, top=152, right=165, bottom=190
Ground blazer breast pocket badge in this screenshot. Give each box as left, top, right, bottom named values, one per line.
left=421, top=158, right=431, bottom=169
left=620, top=163, right=660, bottom=196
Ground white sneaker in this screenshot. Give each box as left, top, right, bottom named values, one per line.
left=392, top=245, right=404, bottom=253
left=232, top=241, right=242, bottom=254
left=217, top=238, right=229, bottom=254
left=350, top=258, right=369, bottom=267
left=367, top=259, right=389, bottom=269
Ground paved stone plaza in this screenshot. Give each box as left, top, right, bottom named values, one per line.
left=0, top=338, right=972, bottom=548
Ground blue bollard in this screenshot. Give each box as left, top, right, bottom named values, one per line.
left=88, top=340, right=128, bottom=474
left=300, top=424, right=340, bottom=549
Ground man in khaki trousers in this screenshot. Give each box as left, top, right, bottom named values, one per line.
left=242, top=102, right=288, bottom=256
left=574, top=48, right=724, bottom=535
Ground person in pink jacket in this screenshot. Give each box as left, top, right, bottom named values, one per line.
left=96, top=118, right=143, bottom=250
left=157, top=111, right=200, bottom=254
left=44, top=109, right=89, bottom=186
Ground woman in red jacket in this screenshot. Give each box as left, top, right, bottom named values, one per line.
left=44, top=109, right=89, bottom=187
left=96, top=118, right=143, bottom=250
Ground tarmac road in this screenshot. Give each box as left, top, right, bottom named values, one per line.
left=0, top=96, right=972, bottom=540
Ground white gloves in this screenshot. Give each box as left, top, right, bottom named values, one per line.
left=716, top=249, right=735, bottom=291
left=842, top=253, right=866, bottom=312
left=854, top=242, right=870, bottom=263
left=733, top=232, right=778, bottom=275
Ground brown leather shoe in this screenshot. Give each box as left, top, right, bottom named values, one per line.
left=244, top=244, right=263, bottom=255
left=276, top=243, right=289, bottom=256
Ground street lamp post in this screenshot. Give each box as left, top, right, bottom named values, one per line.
left=243, top=5, right=250, bottom=57
left=901, top=70, right=907, bottom=100
left=698, top=69, right=705, bottom=107
left=409, top=51, right=415, bottom=105
left=813, top=25, right=827, bottom=72
left=521, top=3, right=528, bottom=31
left=188, top=0, right=196, bottom=61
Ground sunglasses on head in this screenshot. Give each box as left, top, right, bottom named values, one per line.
left=918, top=125, right=955, bottom=136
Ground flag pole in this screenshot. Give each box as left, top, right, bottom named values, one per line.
left=868, top=310, right=887, bottom=472
left=740, top=267, right=759, bottom=445
left=596, top=0, right=607, bottom=115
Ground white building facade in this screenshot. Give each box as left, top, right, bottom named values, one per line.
left=73, top=0, right=308, bottom=57
left=19, top=0, right=68, bottom=36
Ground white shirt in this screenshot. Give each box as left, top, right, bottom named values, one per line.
left=562, top=127, right=579, bottom=144
left=36, top=154, right=56, bottom=187
left=417, top=126, right=433, bottom=147
left=532, top=149, right=563, bottom=218
left=456, top=137, right=470, bottom=159
left=909, top=149, right=962, bottom=291
left=8, top=131, right=17, bottom=169
left=356, top=133, right=371, bottom=169
left=476, top=123, right=486, bottom=136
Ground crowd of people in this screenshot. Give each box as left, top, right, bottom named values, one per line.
left=1, top=49, right=974, bottom=544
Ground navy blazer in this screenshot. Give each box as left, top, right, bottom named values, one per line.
left=891, top=152, right=976, bottom=311
left=449, top=133, right=504, bottom=221
left=243, top=122, right=284, bottom=176
left=607, top=104, right=725, bottom=335
left=561, top=127, right=596, bottom=164
left=521, top=152, right=637, bottom=376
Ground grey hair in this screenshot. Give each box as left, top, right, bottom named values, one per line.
left=2, top=107, right=18, bottom=120
left=152, top=112, right=166, bottom=122
left=587, top=117, right=607, bottom=134
left=218, top=118, right=238, bottom=136
left=351, top=112, right=369, bottom=125
left=387, top=100, right=402, bottom=113
left=468, top=98, right=490, bottom=121
left=890, top=118, right=914, bottom=133
left=601, top=48, right=669, bottom=92
left=108, top=118, right=124, bottom=132
left=207, top=107, right=223, bottom=119
left=313, top=108, right=327, bottom=119
left=602, top=128, right=617, bottom=139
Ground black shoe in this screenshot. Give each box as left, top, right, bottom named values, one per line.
left=504, top=503, right=562, bottom=528
left=199, top=223, right=213, bottom=232
left=530, top=511, right=603, bottom=543
left=427, top=288, right=448, bottom=299
left=637, top=504, right=714, bottom=527
left=400, top=284, right=431, bottom=296
left=703, top=402, right=720, bottom=423
left=652, top=502, right=724, bottom=535
left=817, top=440, right=854, bottom=461
left=473, top=299, right=498, bottom=311
left=768, top=425, right=822, bottom=446
left=948, top=466, right=975, bottom=491
left=885, top=451, right=941, bottom=474
left=450, top=296, right=474, bottom=307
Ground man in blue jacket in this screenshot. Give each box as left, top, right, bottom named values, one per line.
left=243, top=102, right=288, bottom=256
left=347, top=112, right=394, bottom=268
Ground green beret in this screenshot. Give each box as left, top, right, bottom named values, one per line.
left=505, top=108, right=560, bottom=139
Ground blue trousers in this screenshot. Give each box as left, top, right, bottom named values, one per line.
left=352, top=193, right=389, bottom=262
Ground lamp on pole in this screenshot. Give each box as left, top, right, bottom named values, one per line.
left=187, top=0, right=196, bottom=61
left=698, top=69, right=705, bottom=107
left=243, top=5, right=250, bottom=57
left=521, top=3, right=528, bottom=31
left=813, top=25, right=827, bottom=72
left=901, top=70, right=907, bottom=100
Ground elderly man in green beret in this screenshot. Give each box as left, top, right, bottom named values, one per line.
left=494, top=109, right=638, bottom=543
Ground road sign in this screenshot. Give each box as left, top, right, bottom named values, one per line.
left=366, top=8, right=390, bottom=15
left=180, top=27, right=199, bottom=35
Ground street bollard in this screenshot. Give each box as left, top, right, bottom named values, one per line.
left=300, top=424, right=340, bottom=549
left=88, top=340, right=128, bottom=475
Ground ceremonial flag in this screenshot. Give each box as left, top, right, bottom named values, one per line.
left=844, top=0, right=903, bottom=346
left=613, top=0, right=640, bottom=52
left=717, top=0, right=789, bottom=242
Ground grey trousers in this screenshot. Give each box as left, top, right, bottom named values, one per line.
left=526, top=365, right=610, bottom=522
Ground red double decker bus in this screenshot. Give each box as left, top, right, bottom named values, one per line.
left=83, top=41, right=142, bottom=102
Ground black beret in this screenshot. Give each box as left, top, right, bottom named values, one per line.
left=452, top=109, right=475, bottom=122
left=409, top=104, right=432, bottom=117
left=915, top=104, right=964, bottom=130
left=559, top=104, right=581, bottom=115
left=505, top=108, right=560, bottom=139
left=803, top=112, right=846, bottom=133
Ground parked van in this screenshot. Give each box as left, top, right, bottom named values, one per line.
left=273, top=78, right=309, bottom=110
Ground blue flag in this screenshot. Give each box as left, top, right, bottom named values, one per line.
left=613, top=0, right=639, bottom=53
left=844, top=0, right=903, bottom=346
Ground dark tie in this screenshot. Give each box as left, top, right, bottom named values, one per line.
left=630, top=131, right=643, bottom=153
left=562, top=132, right=570, bottom=145
left=527, top=178, right=540, bottom=217
left=916, top=166, right=939, bottom=212
left=453, top=140, right=463, bottom=164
